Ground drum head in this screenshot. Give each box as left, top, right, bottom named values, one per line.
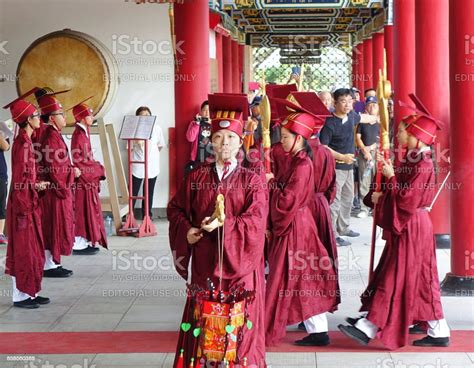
left=16, top=29, right=119, bottom=125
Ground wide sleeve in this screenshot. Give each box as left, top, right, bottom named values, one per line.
left=10, top=141, right=35, bottom=216
left=370, top=167, right=432, bottom=235
left=270, top=160, right=312, bottom=236
left=71, top=130, right=105, bottom=184
left=218, top=173, right=268, bottom=280
left=44, top=133, right=74, bottom=199
left=167, top=174, right=194, bottom=281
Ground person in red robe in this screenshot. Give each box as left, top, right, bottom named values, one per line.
left=168, top=94, right=268, bottom=367
left=37, top=93, right=80, bottom=277
left=338, top=94, right=450, bottom=349
left=69, top=97, right=107, bottom=254
left=3, top=89, right=50, bottom=308
left=265, top=97, right=338, bottom=347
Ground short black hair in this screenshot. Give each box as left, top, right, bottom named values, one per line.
left=333, top=88, right=352, bottom=102
left=135, top=106, right=152, bottom=116
left=200, top=100, right=209, bottom=110
left=364, top=88, right=376, bottom=95
left=18, top=121, right=28, bottom=129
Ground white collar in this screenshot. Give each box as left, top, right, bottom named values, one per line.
left=77, top=122, right=89, bottom=138
left=216, top=159, right=237, bottom=181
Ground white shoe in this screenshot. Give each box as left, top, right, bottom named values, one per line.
left=356, top=210, right=368, bottom=218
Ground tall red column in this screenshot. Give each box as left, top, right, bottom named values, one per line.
left=238, top=44, right=244, bottom=93
left=216, top=32, right=224, bottom=92
left=384, top=25, right=394, bottom=84
left=357, top=42, right=365, bottom=93
left=441, top=0, right=474, bottom=295
left=372, top=32, right=384, bottom=87
left=223, top=36, right=232, bottom=93
left=393, top=0, right=415, bottom=164
left=415, top=0, right=451, bottom=247
left=363, top=38, right=373, bottom=92
left=174, top=0, right=209, bottom=189
left=232, top=40, right=240, bottom=93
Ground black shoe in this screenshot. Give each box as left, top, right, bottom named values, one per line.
left=294, top=332, right=330, bottom=346
left=338, top=324, right=370, bottom=346
left=342, top=230, right=360, bottom=237
left=336, top=237, right=351, bottom=247
left=412, top=336, right=449, bottom=347
left=409, top=323, right=427, bottom=335
left=33, top=296, right=50, bottom=305
left=13, top=298, right=39, bottom=309
left=43, top=267, right=73, bottom=278
left=345, top=316, right=362, bottom=326
left=73, top=246, right=99, bottom=255
left=58, top=266, right=73, bottom=275
left=298, top=322, right=307, bottom=331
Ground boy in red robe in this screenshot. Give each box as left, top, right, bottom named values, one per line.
left=168, top=94, right=268, bottom=367
left=3, top=89, right=50, bottom=308
left=37, top=93, right=80, bottom=277
left=338, top=94, right=450, bottom=349
left=265, top=97, right=338, bottom=347
left=69, top=97, right=107, bottom=254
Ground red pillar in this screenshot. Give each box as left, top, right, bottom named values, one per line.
left=441, top=0, right=474, bottom=294
left=216, top=32, right=224, bottom=92
left=232, top=40, right=240, bottom=93
left=363, top=37, right=373, bottom=92
left=384, top=25, right=394, bottom=84
left=174, top=0, right=210, bottom=189
left=223, top=36, right=232, bottom=93
left=393, top=0, right=415, bottom=164
left=238, top=44, right=244, bottom=93
left=357, top=42, right=365, bottom=93
left=372, top=32, right=384, bottom=87
left=415, top=0, right=451, bottom=246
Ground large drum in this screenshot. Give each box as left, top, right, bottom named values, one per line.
left=16, top=29, right=119, bottom=125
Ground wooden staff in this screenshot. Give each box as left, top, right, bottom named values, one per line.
left=297, top=63, right=305, bottom=91
left=369, top=50, right=391, bottom=282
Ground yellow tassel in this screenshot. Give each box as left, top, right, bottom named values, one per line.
left=225, top=351, right=236, bottom=361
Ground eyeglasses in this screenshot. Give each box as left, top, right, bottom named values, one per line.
left=30, top=113, right=40, bottom=118
left=51, top=112, right=65, bottom=117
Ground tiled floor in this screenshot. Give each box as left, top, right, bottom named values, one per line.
left=0, top=217, right=473, bottom=367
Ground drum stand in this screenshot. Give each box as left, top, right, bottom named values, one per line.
left=119, top=139, right=157, bottom=237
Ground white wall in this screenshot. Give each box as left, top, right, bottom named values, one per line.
left=0, top=0, right=174, bottom=208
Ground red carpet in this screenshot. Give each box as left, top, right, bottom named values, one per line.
left=0, top=331, right=472, bottom=354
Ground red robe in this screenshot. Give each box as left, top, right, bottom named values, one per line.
left=39, top=125, right=75, bottom=264
left=5, top=129, right=45, bottom=296
left=360, top=149, right=444, bottom=349
left=168, top=163, right=268, bottom=367
left=265, top=151, right=338, bottom=346
left=71, top=124, right=107, bottom=247
left=307, top=138, right=339, bottom=302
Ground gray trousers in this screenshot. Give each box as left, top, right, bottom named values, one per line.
left=330, top=169, right=354, bottom=237
left=357, top=150, right=376, bottom=212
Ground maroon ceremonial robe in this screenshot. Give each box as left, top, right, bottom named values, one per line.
left=265, top=151, right=338, bottom=346
left=308, top=138, right=339, bottom=301
left=71, top=124, right=107, bottom=247
left=168, top=163, right=268, bottom=367
left=5, top=129, right=45, bottom=296
left=360, top=149, right=444, bottom=349
left=39, top=125, right=75, bottom=264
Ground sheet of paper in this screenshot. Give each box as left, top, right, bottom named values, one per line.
left=135, top=115, right=156, bottom=140
left=119, top=116, right=139, bottom=139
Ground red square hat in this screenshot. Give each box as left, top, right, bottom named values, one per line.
left=265, top=84, right=298, bottom=121
left=399, top=93, right=444, bottom=145
left=35, top=87, right=70, bottom=115
left=208, top=93, right=249, bottom=137
left=2, top=87, right=40, bottom=124
left=287, top=91, right=332, bottom=135
left=272, top=96, right=324, bottom=140
left=67, top=96, right=94, bottom=122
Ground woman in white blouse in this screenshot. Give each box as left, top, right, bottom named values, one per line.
left=131, top=106, right=165, bottom=219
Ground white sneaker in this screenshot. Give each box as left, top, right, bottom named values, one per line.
left=356, top=210, right=368, bottom=219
